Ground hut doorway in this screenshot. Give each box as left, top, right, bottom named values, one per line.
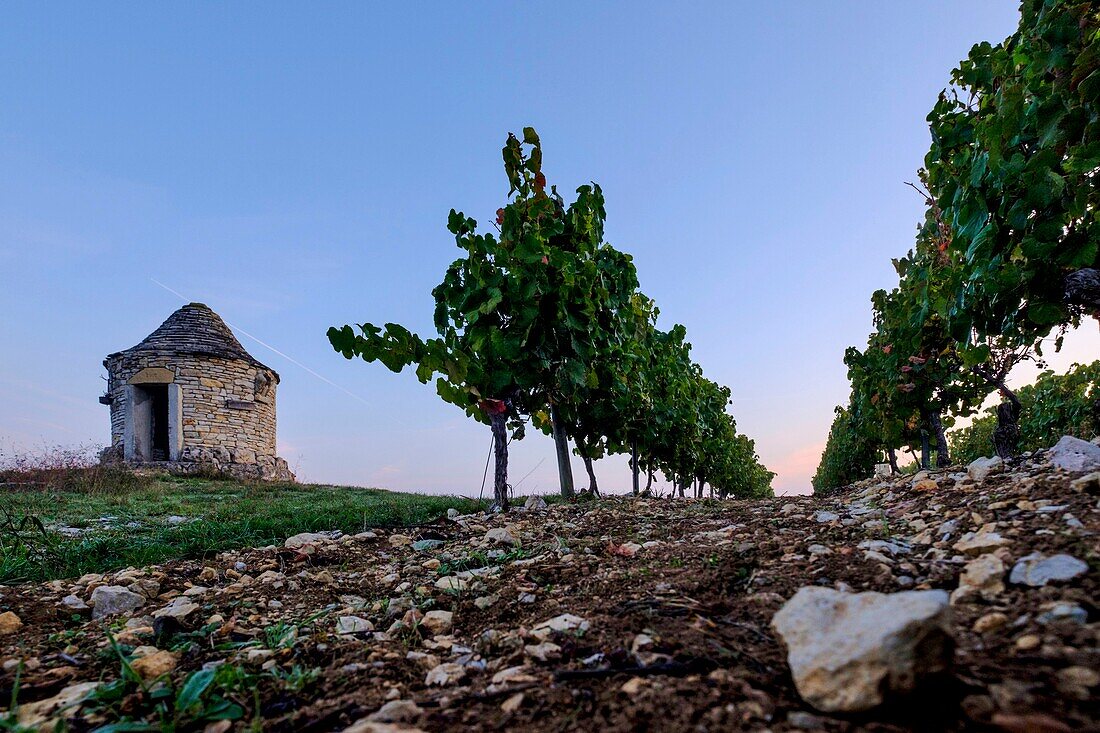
left=131, top=384, right=170, bottom=461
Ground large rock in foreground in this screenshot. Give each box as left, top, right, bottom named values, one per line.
left=772, top=587, right=953, bottom=712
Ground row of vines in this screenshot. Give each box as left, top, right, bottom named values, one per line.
left=815, top=0, right=1100, bottom=492
left=329, top=129, right=773, bottom=508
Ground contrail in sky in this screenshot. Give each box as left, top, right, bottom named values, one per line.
left=150, top=278, right=371, bottom=407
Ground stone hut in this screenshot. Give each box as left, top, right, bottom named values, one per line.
left=101, top=303, right=294, bottom=481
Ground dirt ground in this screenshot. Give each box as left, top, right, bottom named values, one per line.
left=0, top=455, right=1097, bottom=732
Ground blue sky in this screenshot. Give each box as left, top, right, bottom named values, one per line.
left=3, top=2, right=1095, bottom=494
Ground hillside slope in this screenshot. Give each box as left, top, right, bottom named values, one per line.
left=1, top=445, right=1096, bottom=731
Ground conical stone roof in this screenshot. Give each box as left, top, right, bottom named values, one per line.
left=109, top=303, right=276, bottom=377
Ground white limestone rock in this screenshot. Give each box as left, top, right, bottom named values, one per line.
left=60, top=595, right=88, bottom=611
left=967, top=456, right=1003, bottom=483
left=152, top=597, right=200, bottom=620
left=420, top=610, right=453, bottom=635
left=344, top=718, right=428, bottom=733
left=523, top=495, right=549, bottom=512
left=1049, top=435, right=1100, bottom=472
left=772, top=586, right=953, bottom=712
left=532, top=613, right=590, bottom=636
left=366, top=699, right=422, bottom=724
left=434, top=576, right=468, bottom=592
left=284, top=532, right=330, bottom=549
left=336, top=616, right=374, bottom=635
left=951, top=553, right=1005, bottom=603
left=90, top=585, right=145, bottom=620
left=424, top=662, right=466, bottom=686
left=16, top=681, right=99, bottom=729
left=484, top=527, right=519, bottom=547
left=525, top=641, right=562, bottom=662
left=953, top=530, right=1009, bottom=556
left=1009, top=552, right=1088, bottom=587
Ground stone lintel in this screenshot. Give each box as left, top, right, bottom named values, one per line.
left=128, top=366, right=175, bottom=384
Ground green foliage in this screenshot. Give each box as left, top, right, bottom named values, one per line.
left=329, top=128, right=772, bottom=500
left=830, top=1, right=1099, bottom=476
left=948, top=418, right=996, bottom=466
left=86, top=635, right=246, bottom=732
left=924, top=0, right=1099, bottom=340
left=951, top=361, right=1100, bottom=463
left=328, top=129, right=628, bottom=424
left=265, top=665, right=320, bottom=695
left=812, top=405, right=882, bottom=495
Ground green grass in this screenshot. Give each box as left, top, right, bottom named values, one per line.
left=0, top=473, right=482, bottom=584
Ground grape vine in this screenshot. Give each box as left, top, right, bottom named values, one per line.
left=816, top=0, right=1099, bottom=490
left=329, top=128, right=773, bottom=508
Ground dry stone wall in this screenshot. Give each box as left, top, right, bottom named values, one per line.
left=103, top=350, right=292, bottom=481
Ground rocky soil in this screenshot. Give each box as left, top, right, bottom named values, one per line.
left=1, top=443, right=1097, bottom=732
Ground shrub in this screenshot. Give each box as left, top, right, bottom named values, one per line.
left=950, top=361, right=1100, bottom=464
left=812, top=406, right=880, bottom=495
left=0, top=443, right=153, bottom=494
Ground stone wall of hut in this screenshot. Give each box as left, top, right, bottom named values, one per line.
left=103, top=350, right=278, bottom=463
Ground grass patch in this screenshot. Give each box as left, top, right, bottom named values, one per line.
left=0, top=473, right=481, bottom=584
